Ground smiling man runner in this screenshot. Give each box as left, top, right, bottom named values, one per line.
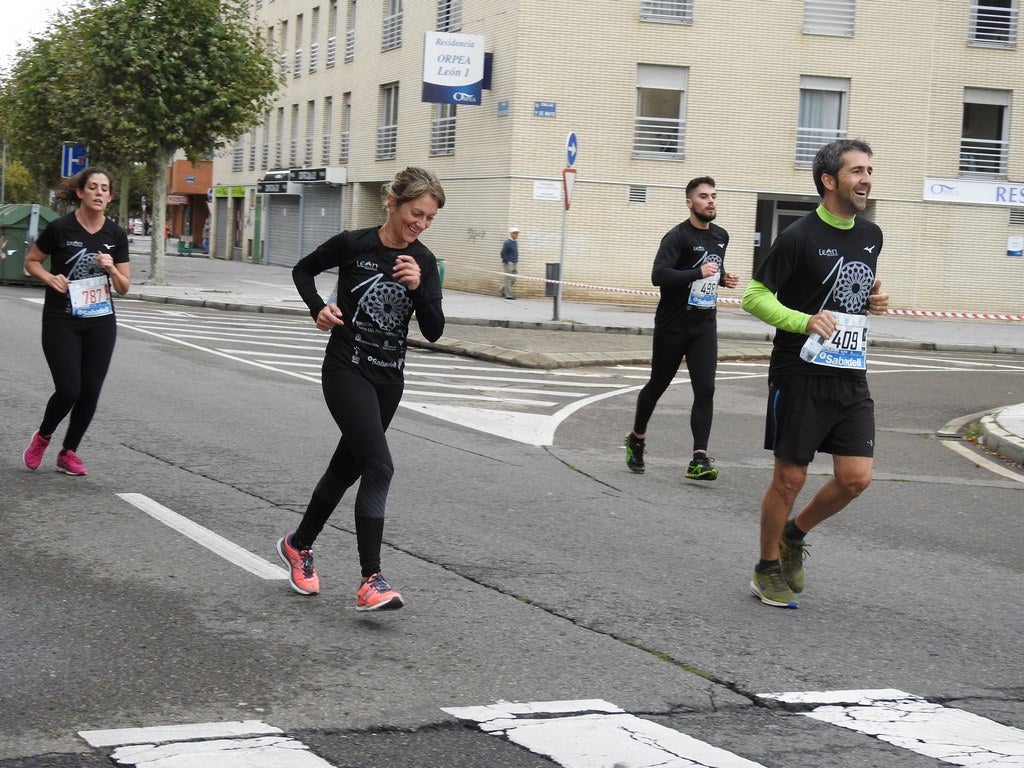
left=741, top=139, right=889, bottom=608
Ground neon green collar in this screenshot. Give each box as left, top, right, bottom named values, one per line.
left=816, top=203, right=854, bottom=230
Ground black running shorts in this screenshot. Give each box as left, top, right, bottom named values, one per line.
left=764, top=375, right=875, bottom=465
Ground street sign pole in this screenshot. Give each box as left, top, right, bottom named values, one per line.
left=554, top=133, right=579, bottom=321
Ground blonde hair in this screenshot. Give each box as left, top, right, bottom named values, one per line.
left=383, top=166, right=446, bottom=209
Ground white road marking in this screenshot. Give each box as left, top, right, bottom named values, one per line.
left=80, top=720, right=282, bottom=747
left=402, top=404, right=559, bottom=444
left=942, top=439, right=1024, bottom=484
left=109, top=737, right=334, bottom=768
left=116, top=494, right=288, bottom=580
left=758, top=689, right=1024, bottom=766
left=81, top=720, right=336, bottom=767
left=443, top=699, right=767, bottom=768
left=115, top=323, right=321, bottom=383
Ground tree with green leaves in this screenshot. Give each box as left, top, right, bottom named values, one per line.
left=1, top=0, right=278, bottom=283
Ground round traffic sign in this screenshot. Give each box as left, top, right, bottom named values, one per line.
left=566, top=132, right=578, bottom=167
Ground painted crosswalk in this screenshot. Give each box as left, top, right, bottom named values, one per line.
left=99, top=302, right=1024, bottom=445
left=109, top=302, right=765, bottom=444
left=78, top=693, right=1024, bottom=767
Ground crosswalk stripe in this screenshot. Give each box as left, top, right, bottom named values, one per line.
left=758, top=689, right=1024, bottom=766
left=443, top=699, right=767, bottom=767
left=79, top=720, right=282, bottom=747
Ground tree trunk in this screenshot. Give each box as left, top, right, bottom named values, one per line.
left=118, top=161, right=131, bottom=230
left=147, top=147, right=175, bottom=285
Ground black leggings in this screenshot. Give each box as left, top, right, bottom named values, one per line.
left=293, top=365, right=404, bottom=578
left=632, top=326, right=717, bottom=452
left=39, top=313, right=118, bottom=452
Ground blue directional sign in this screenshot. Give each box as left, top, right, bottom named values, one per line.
left=566, top=132, right=578, bottom=167
left=61, top=143, right=88, bottom=178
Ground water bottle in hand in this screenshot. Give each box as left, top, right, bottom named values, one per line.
left=800, top=334, right=823, bottom=362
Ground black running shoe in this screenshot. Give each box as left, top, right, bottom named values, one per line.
left=625, top=433, right=645, bottom=474
left=685, top=455, right=718, bottom=480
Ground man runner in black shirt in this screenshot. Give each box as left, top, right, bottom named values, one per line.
left=626, top=176, right=739, bottom=480
left=742, top=139, right=889, bottom=608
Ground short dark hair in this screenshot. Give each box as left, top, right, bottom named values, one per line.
left=812, top=139, right=872, bottom=197
left=685, top=176, right=716, bottom=198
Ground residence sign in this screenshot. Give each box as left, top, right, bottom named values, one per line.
left=422, top=31, right=485, bottom=105
left=924, top=177, right=1024, bottom=206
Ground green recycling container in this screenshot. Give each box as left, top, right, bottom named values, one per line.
left=0, top=203, right=59, bottom=285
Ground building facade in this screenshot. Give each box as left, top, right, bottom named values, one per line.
left=211, top=0, right=1024, bottom=314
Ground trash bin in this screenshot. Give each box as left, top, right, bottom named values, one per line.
left=437, top=257, right=445, bottom=288
left=545, top=262, right=560, bottom=297
left=177, top=236, right=194, bottom=255
left=0, top=203, right=59, bottom=285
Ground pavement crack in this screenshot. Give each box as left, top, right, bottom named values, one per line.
left=121, top=442, right=285, bottom=508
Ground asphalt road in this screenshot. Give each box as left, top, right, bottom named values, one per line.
left=2, top=290, right=1022, bottom=768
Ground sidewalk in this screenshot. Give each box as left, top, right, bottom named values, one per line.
left=122, top=246, right=1024, bottom=467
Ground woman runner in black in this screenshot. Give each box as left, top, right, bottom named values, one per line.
left=277, top=167, right=446, bottom=610
left=22, top=167, right=131, bottom=476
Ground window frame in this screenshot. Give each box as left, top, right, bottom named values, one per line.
left=960, top=87, right=1011, bottom=177
left=377, top=83, right=399, bottom=160
left=803, top=0, right=856, bottom=37
left=795, top=75, right=850, bottom=167
left=632, top=64, right=688, bottom=159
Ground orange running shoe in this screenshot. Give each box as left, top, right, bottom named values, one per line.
left=356, top=572, right=403, bottom=611
left=276, top=535, right=320, bottom=595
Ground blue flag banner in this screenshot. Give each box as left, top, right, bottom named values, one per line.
left=422, top=31, right=485, bottom=105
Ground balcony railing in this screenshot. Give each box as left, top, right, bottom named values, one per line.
left=309, top=42, right=318, bottom=73
left=339, top=131, right=350, bottom=164
left=326, top=36, right=337, bottom=67
left=639, top=0, right=693, bottom=24
left=429, top=116, right=456, bottom=156
left=321, top=134, right=332, bottom=165
left=376, top=125, right=397, bottom=160
left=632, top=116, right=684, bottom=157
left=794, top=126, right=846, bottom=166
left=969, top=3, right=1018, bottom=47
left=304, top=137, right=314, bottom=166
left=293, top=49, right=302, bottom=77
left=345, top=29, right=355, bottom=61
left=382, top=12, right=402, bottom=50
left=960, top=137, right=1009, bottom=176
left=803, top=0, right=856, bottom=36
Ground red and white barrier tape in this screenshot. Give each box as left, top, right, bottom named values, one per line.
left=448, top=262, right=1022, bottom=321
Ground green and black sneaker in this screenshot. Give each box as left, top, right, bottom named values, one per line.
left=625, top=433, right=645, bottom=474
left=779, top=535, right=808, bottom=593
left=685, top=454, right=718, bottom=480
left=750, top=564, right=799, bottom=608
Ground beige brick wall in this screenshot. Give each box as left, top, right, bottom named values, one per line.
left=214, top=0, right=1024, bottom=313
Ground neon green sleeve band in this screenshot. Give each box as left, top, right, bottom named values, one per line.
left=741, top=280, right=812, bottom=334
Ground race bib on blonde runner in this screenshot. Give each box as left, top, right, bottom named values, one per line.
left=807, top=312, right=868, bottom=370
left=687, top=275, right=718, bottom=308
left=69, top=276, right=113, bottom=318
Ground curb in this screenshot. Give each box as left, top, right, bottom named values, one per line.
left=980, top=411, right=1024, bottom=467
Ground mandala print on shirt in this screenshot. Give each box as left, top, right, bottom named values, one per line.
left=359, top=276, right=412, bottom=331
left=833, top=260, right=874, bottom=314
left=67, top=248, right=98, bottom=280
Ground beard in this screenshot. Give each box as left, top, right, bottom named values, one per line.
left=693, top=209, right=716, bottom=223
